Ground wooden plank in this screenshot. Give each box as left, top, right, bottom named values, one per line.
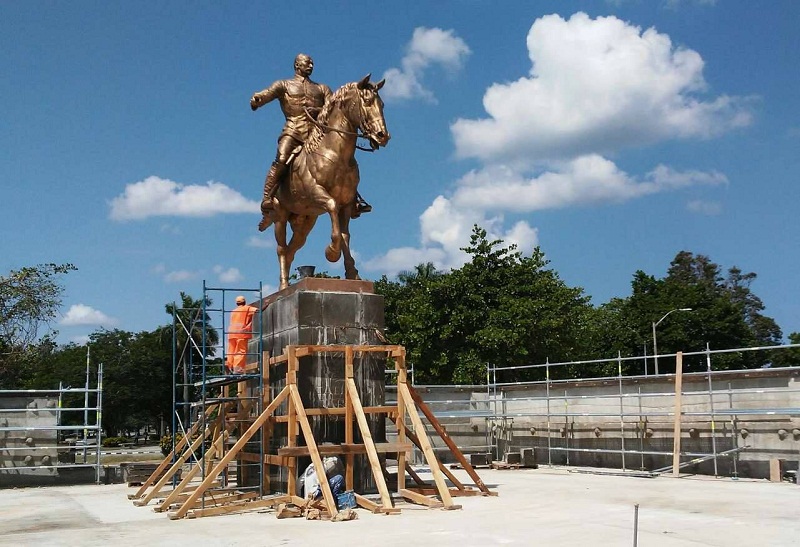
left=191, top=491, right=258, bottom=508
left=272, top=406, right=396, bottom=421
left=134, top=420, right=217, bottom=506
left=354, top=493, right=381, bottom=514
left=171, top=386, right=290, bottom=519
left=345, top=346, right=355, bottom=492
left=129, top=403, right=219, bottom=500
left=288, top=384, right=339, bottom=518
left=397, top=349, right=407, bottom=492
left=406, top=487, right=485, bottom=498
left=405, top=462, right=428, bottom=487
left=399, top=488, right=443, bottom=508
left=407, top=384, right=490, bottom=494
left=402, top=427, right=465, bottom=490
left=672, top=351, right=684, bottom=477
left=263, top=454, right=291, bottom=467
left=398, top=383, right=456, bottom=509
left=184, top=496, right=287, bottom=519
left=292, top=344, right=402, bottom=356
left=277, top=442, right=412, bottom=457
left=346, top=377, right=393, bottom=509
left=155, top=430, right=227, bottom=512
left=153, top=482, right=222, bottom=511
left=287, top=346, right=298, bottom=497
left=262, top=349, right=271, bottom=493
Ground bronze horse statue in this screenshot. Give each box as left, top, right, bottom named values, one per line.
left=258, top=74, right=390, bottom=290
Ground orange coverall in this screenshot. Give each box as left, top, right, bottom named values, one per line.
left=225, top=304, right=257, bottom=373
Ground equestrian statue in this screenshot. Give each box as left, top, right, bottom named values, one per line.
left=250, top=53, right=390, bottom=290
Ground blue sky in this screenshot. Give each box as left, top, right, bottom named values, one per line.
left=2, top=1, right=798, bottom=345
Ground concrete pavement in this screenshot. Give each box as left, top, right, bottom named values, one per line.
left=0, top=467, right=797, bottom=546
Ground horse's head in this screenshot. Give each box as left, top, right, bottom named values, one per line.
left=356, top=74, right=390, bottom=150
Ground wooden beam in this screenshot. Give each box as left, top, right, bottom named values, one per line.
left=129, top=403, right=220, bottom=500
left=396, top=349, right=407, bottom=492
left=398, top=383, right=456, bottom=509
left=277, top=442, right=412, bottom=457
left=184, top=496, right=288, bottom=519
left=155, top=430, right=227, bottom=512
left=400, top=488, right=443, bottom=508
left=407, top=384, right=490, bottom=494
left=345, top=377, right=394, bottom=509
left=287, top=345, right=298, bottom=497
left=272, top=406, right=397, bottom=421
left=171, top=386, right=290, bottom=519
left=134, top=418, right=218, bottom=506
left=354, top=493, right=380, bottom=513
left=402, top=426, right=465, bottom=491
left=292, top=344, right=403, bottom=356
left=288, top=384, right=339, bottom=518
left=262, top=349, right=271, bottom=492
left=345, top=346, right=355, bottom=492
left=405, top=462, right=428, bottom=487
left=672, top=351, right=684, bottom=477
left=190, top=491, right=258, bottom=509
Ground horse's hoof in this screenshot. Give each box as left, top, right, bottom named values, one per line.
left=325, top=245, right=341, bottom=262
left=258, top=215, right=273, bottom=232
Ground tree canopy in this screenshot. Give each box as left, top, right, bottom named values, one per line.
left=376, top=226, right=593, bottom=384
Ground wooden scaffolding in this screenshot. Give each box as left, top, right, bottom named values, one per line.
left=128, top=344, right=495, bottom=519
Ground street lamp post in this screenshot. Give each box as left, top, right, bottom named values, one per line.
left=652, top=308, right=692, bottom=375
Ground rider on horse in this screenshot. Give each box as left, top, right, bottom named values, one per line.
left=251, top=53, right=372, bottom=231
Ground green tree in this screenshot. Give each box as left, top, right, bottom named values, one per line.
left=164, top=292, right=220, bottom=424
left=0, top=263, right=76, bottom=388
left=86, top=328, right=172, bottom=437
left=592, top=251, right=782, bottom=373
left=377, top=226, right=593, bottom=384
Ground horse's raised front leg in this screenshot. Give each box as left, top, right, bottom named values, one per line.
left=323, top=197, right=343, bottom=263
left=274, top=219, right=290, bottom=290
left=338, top=210, right=360, bottom=280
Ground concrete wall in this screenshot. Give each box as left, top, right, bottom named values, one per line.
left=396, top=368, right=800, bottom=479
left=0, top=395, right=60, bottom=485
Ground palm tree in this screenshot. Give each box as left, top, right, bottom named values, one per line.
left=164, top=292, right=220, bottom=424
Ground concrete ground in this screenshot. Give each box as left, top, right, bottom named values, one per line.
left=1, top=467, right=797, bottom=546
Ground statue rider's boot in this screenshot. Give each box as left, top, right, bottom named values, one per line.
left=258, top=162, right=287, bottom=231
left=351, top=193, right=372, bottom=219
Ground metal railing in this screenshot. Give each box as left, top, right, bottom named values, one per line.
left=393, top=342, right=800, bottom=477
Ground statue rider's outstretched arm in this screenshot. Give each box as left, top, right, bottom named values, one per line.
left=250, top=80, right=285, bottom=111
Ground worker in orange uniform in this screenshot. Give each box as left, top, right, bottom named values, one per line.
left=225, top=295, right=258, bottom=374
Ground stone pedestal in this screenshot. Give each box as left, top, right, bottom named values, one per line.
left=257, top=278, right=386, bottom=495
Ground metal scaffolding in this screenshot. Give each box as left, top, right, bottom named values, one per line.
left=169, top=282, right=265, bottom=506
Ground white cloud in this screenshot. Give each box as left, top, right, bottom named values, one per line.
left=60, top=304, right=118, bottom=327
left=450, top=156, right=727, bottom=212
left=366, top=195, right=539, bottom=275
left=451, top=12, right=752, bottom=166
left=213, top=265, right=244, bottom=284
left=687, top=199, right=722, bottom=215
left=70, top=335, right=91, bottom=345
left=381, top=27, right=471, bottom=102
left=164, top=270, right=197, bottom=283
left=365, top=156, right=723, bottom=275
left=366, top=13, right=736, bottom=278
left=109, top=176, right=260, bottom=220
left=246, top=235, right=274, bottom=249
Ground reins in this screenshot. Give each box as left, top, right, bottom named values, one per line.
left=304, top=105, right=378, bottom=152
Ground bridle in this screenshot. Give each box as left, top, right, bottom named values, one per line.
left=303, top=86, right=383, bottom=152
